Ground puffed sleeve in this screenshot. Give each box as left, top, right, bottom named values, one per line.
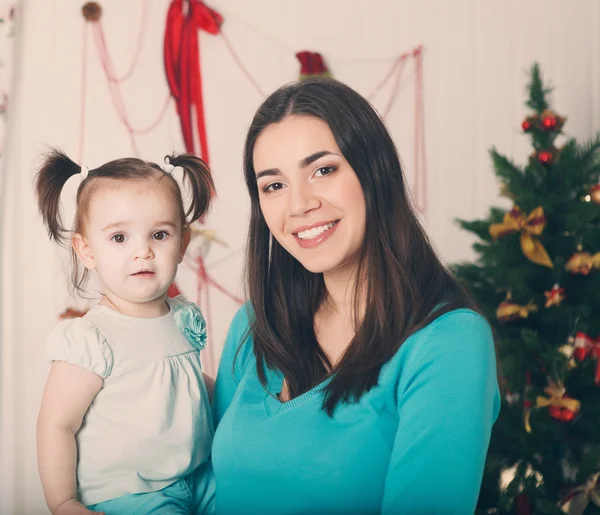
left=45, top=318, right=113, bottom=379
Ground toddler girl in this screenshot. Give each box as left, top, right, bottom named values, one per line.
left=35, top=150, right=215, bottom=515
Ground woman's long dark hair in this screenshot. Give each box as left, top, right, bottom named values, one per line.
left=243, top=77, right=478, bottom=415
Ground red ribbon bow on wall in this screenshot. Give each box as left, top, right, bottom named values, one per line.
left=164, top=0, right=223, bottom=163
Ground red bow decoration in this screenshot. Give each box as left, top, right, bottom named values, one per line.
left=573, top=332, right=600, bottom=385
left=164, top=0, right=223, bottom=162
left=296, top=51, right=330, bottom=79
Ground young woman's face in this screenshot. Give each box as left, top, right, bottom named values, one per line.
left=253, top=115, right=366, bottom=277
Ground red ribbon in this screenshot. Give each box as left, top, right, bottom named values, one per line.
left=574, top=331, right=600, bottom=385
left=164, top=0, right=222, bottom=162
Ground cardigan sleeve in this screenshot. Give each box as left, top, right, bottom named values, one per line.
left=382, top=310, right=500, bottom=515
left=212, top=303, right=254, bottom=427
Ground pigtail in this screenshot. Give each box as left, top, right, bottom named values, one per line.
left=35, top=149, right=82, bottom=246
left=167, top=153, right=215, bottom=224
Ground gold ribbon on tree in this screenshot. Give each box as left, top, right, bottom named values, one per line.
left=561, top=473, right=600, bottom=515
left=489, top=206, right=553, bottom=268
left=524, top=381, right=581, bottom=433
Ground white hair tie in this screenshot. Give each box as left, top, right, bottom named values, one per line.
left=80, top=165, right=90, bottom=180
left=160, top=157, right=182, bottom=176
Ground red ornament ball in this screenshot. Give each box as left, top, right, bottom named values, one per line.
left=538, top=151, right=553, bottom=164
left=542, top=115, right=557, bottom=129
left=522, top=120, right=531, bottom=131
left=548, top=395, right=578, bottom=423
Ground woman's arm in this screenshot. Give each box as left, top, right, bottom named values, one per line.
left=37, top=361, right=104, bottom=514
left=382, top=311, right=500, bottom=515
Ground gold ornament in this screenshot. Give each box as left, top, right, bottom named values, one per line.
left=565, top=251, right=600, bottom=275
left=496, top=292, right=538, bottom=322
left=489, top=206, right=553, bottom=268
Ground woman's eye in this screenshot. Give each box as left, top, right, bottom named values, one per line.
left=264, top=182, right=285, bottom=193
left=314, top=166, right=335, bottom=177
left=153, top=231, right=168, bottom=241
left=111, top=233, right=126, bottom=243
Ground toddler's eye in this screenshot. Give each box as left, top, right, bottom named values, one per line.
left=111, top=233, right=126, bottom=243
left=153, top=231, right=169, bottom=241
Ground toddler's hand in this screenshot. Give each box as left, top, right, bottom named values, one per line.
left=54, top=498, right=105, bottom=515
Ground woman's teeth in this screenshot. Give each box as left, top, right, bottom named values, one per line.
left=297, top=221, right=337, bottom=240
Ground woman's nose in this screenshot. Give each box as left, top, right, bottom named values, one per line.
left=288, top=183, right=321, bottom=216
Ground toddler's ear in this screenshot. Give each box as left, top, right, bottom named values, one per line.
left=179, top=227, right=192, bottom=263
left=72, top=233, right=95, bottom=270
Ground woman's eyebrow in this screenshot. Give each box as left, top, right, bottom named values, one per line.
left=255, top=150, right=339, bottom=180
left=298, top=150, right=337, bottom=168
left=255, top=168, right=282, bottom=180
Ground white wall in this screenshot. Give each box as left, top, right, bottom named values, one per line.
left=1, top=0, right=598, bottom=513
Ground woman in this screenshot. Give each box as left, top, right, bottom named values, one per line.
left=211, top=78, right=500, bottom=514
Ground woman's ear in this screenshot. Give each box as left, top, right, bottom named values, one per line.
left=72, top=233, right=95, bottom=270
left=179, top=227, right=192, bottom=263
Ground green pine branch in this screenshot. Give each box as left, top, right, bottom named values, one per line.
left=526, top=62, right=551, bottom=113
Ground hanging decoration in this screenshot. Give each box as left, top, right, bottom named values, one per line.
left=559, top=336, right=577, bottom=370
left=537, top=149, right=555, bottom=165
left=515, top=493, right=533, bottom=515
left=81, top=1, right=173, bottom=159
left=587, top=184, right=600, bottom=205
left=489, top=206, right=553, bottom=268
left=78, top=3, right=429, bottom=351
left=164, top=0, right=223, bottom=162
left=80, top=2, right=427, bottom=212
left=296, top=51, right=331, bottom=80
left=521, top=110, right=565, bottom=133
left=496, top=292, right=538, bottom=322
left=81, top=1, right=101, bottom=22
left=524, top=379, right=580, bottom=433
left=560, top=473, right=600, bottom=515
left=565, top=250, right=600, bottom=275
left=544, top=283, right=565, bottom=308
left=573, top=332, right=600, bottom=385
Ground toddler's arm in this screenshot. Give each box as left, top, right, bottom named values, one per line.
left=37, top=361, right=104, bottom=514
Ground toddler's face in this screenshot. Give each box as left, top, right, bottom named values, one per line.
left=76, top=179, right=188, bottom=311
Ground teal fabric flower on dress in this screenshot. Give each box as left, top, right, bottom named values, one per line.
left=172, top=297, right=207, bottom=351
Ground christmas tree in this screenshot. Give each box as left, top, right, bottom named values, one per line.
left=453, top=63, right=600, bottom=515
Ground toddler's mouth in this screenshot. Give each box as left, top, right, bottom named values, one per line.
left=132, top=270, right=155, bottom=276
